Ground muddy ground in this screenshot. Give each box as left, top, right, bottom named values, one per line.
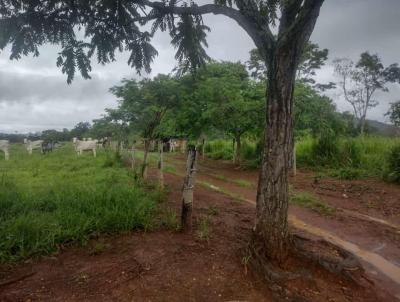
left=1, top=154, right=399, bottom=301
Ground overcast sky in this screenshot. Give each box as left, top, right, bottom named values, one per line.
left=0, top=0, right=399, bottom=133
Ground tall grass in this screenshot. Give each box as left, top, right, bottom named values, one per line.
left=0, top=144, right=161, bottom=262
left=296, top=136, right=400, bottom=180
left=204, top=139, right=233, bottom=160
left=202, top=136, right=400, bottom=181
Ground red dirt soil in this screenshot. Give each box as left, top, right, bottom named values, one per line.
left=0, top=155, right=399, bottom=301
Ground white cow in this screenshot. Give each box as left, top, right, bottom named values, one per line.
left=0, top=140, right=10, bottom=160
left=74, top=139, right=97, bottom=157
left=25, top=139, right=44, bottom=155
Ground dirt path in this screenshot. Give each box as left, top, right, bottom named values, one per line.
left=0, top=154, right=398, bottom=301
left=163, top=154, right=400, bottom=298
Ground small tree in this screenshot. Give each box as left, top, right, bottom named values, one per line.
left=194, top=62, right=264, bottom=164
left=386, top=101, right=400, bottom=127
left=334, top=52, right=400, bottom=135
left=111, top=74, right=180, bottom=178
left=386, top=101, right=400, bottom=136
left=70, top=122, right=91, bottom=140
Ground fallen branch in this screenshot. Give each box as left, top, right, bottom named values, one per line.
left=0, top=271, right=36, bottom=287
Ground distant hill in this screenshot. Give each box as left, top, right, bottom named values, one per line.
left=366, top=119, right=399, bottom=137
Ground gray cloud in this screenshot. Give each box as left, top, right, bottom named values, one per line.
left=0, top=0, right=399, bottom=132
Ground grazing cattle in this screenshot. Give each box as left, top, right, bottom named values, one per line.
left=25, top=140, right=44, bottom=155
left=168, top=138, right=187, bottom=153
left=0, top=140, right=10, bottom=160
left=74, top=139, right=97, bottom=157
left=42, top=141, right=54, bottom=154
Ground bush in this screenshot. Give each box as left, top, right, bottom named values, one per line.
left=340, top=139, right=361, bottom=168
left=385, top=144, right=400, bottom=183
left=311, top=132, right=340, bottom=166
left=329, top=168, right=361, bottom=180
left=205, top=140, right=233, bottom=160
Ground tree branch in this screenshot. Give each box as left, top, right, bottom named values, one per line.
left=141, top=0, right=274, bottom=56
left=278, top=0, right=324, bottom=50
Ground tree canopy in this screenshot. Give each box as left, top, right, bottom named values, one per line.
left=246, top=41, right=334, bottom=90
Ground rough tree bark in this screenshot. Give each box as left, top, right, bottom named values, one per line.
left=250, top=1, right=325, bottom=264
left=254, top=51, right=296, bottom=262
left=181, top=146, right=198, bottom=231
left=158, top=140, right=164, bottom=189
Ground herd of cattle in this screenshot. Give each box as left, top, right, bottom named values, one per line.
left=0, top=138, right=188, bottom=161
left=0, top=138, right=109, bottom=160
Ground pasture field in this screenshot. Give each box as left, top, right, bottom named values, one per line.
left=0, top=143, right=161, bottom=262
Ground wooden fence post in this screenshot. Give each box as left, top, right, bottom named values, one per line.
left=158, top=140, right=164, bottom=190
left=131, top=143, right=136, bottom=170
left=181, top=145, right=198, bottom=231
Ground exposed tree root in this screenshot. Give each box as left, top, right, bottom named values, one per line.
left=292, top=233, right=373, bottom=287
left=245, top=231, right=374, bottom=299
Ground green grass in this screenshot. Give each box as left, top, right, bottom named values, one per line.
left=203, top=136, right=400, bottom=181
left=0, top=143, right=162, bottom=262
left=290, top=191, right=335, bottom=216
left=296, top=136, right=400, bottom=180
left=212, top=174, right=254, bottom=188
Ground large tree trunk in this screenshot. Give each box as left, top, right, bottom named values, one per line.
left=181, top=146, right=198, bottom=231
left=253, top=51, right=297, bottom=263
left=142, top=139, right=150, bottom=179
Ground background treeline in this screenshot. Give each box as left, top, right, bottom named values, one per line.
left=2, top=49, right=400, bottom=182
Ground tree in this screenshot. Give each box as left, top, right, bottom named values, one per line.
left=90, top=117, right=119, bottom=139
left=247, top=41, right=334, bottom=90
left=70, top=122, right=91, bottom=139
left=0, top=0, right=326, bottom=263
left=334, top=52, right=400, bottom=135
left=293, top=82, right=344, bottom=138
left=111, top=74, right=180, bottom=177
left=191, top=62, right=264, bottom=164
left=386, top=101, right=400, bottom=134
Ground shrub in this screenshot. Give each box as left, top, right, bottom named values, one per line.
left=385, top=144, right=400, bottom=183
left=340, top=139, right=361, bottom=168
left=205, top=140, right=233, bottom=160
left=329, top=168, right=361, bottom=180
left=311, top=131, right=340, bottom=166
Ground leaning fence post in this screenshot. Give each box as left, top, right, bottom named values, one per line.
left=181, top=145, right=198, bottom=231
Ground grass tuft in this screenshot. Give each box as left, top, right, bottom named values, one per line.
left=290, top=191, right=335, bottom=216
